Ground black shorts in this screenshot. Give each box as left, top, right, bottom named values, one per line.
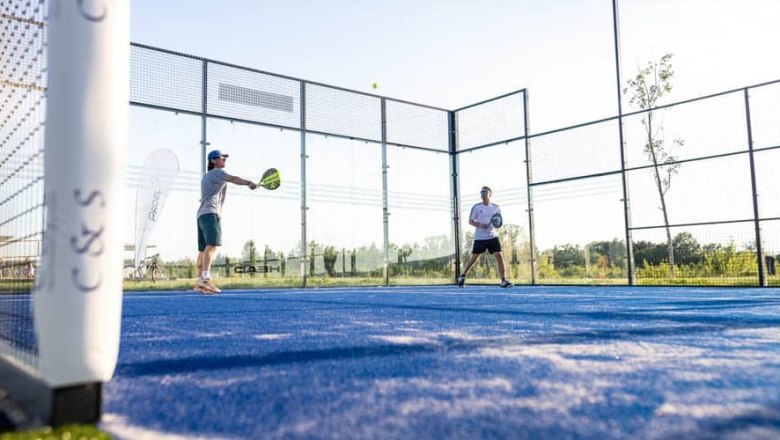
left=197, top=214, right=222, bottom=252
left=472, top=237, right=502, bottom=255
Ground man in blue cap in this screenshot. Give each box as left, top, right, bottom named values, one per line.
left=195, top=149, right=257, bottom=294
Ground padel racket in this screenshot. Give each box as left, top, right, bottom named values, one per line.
left=258, top=168, right=281, bottom=190
left=490, top=213, right=503, bottom=228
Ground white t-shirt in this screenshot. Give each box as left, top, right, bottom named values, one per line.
left=469, top=202, right=501, bottom=240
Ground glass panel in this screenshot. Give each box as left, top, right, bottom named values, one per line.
left=760, top=219, right=780, bottom=286
left=305, top=135, right=383, bottom=285
left=532, top=175, right=627, bottom=284
left=125, top=107, right=202, bottom=286
left=458, top=141, right=532, bottom=285
left=632, top=223, right=758, bottom=286
left=387, top=146, right=452, bottom=284
left=207, top=119, right=302, bottom=286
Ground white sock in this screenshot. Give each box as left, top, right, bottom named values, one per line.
left=201, top=271, right=209, bottom=280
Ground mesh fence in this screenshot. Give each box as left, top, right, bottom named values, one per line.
left=305, top=83, right=381, bottom=141
left=0, top=0, right=47, bottom=370
left=529, top=119, right=621, bottom=183
left=749, top=82, right=780, bottom=150
left=455, top=91, right=525, bottom=151
left=130, top=45, right=203, bottom=113
left=385, top=100, right=449, bottom=151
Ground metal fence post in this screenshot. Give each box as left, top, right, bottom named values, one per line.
left=449, top=111, right=461, bottom=283
left=522, top=90, right=538, bottom=284
left=300, top=81, right=308, bottom=287
left=744, top=88, right=767, bottom=286
left=612, top=0, right=636, bottom=285
left=381, top=98, right=390, bottom=286
left=200, top=60, right=208, bottom=175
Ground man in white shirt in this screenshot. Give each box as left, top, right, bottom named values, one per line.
left=457, top=186, right=512, bottom=288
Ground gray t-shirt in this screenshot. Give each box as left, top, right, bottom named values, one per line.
left=197, top=169, right=229, bottom=218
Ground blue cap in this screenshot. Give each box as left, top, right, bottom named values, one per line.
left=207, top=150, right=229, bottom=162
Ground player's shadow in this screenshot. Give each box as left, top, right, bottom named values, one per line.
left=659, top=403, right=780, bottom=439
left=116, top=342, right=440, bottom=378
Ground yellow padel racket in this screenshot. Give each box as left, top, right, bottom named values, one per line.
left=258, top=168, right=281, bottom=190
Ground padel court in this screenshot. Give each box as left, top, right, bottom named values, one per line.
left=98, top=285, right=780, bottom=439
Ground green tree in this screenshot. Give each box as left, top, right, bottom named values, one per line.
left=672, top=232, right=702, bottom=266
left=263, top=245, right=273, bottom=278
left=552, top=244, right=585, bottom=269
left=243, top=240, right=257, bottom=276
left=323, top=246, right=338, bottom=276
left=308, top=241, right=320, bottom=277
left=633, top=240, right=666, bottom=267
left=624, top=53, right=684, bottom=278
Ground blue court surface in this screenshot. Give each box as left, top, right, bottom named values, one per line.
left=101, top=286, right=780, bottom=439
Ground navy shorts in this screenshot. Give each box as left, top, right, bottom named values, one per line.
left=472, top=237, right=502, bottom=255
left=197, top=214, right=222, bottom=252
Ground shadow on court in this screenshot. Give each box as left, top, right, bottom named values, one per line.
left=102, top=286, right=780, bottom=439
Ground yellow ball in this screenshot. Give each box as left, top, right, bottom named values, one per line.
left=372, top=82, right=379, bottom=90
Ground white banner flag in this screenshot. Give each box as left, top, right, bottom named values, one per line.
left=134, top=149, right=180, bottom=270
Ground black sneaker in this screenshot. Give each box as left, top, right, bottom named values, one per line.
left=500, top=278, right=513, bottom=288
left=457, top=275, right=466, bottom=287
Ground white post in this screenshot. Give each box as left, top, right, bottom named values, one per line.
left=34, top=0, right=129, bottom=386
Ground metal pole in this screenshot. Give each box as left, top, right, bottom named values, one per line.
left=449, top=111, right=462, bottom=283
left=300, top=81, right=308, bottom=287
left=744, top=88, right=766, bottom=286
left=381, top=98, right=390, bottom=286
left=612, top=0, right=636, bottom=285
left=522, top=90, right=538, bottom=284
left=200, top=60, right=209, bottom=175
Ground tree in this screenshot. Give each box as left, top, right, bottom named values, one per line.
left=323, top=246, right=338, bottom=276
left=308, top=241, right=320, bottom=276
left=672, top=232, right=702, bottom=266
left=552, top=244, right=585, bottom=269
left=242, top=240, right=258, bottom=277
left=624, top=54, right=684, bottom=278
left=397, top=244, right=414, bottom=265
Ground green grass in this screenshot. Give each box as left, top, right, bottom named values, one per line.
left=0, top=280, right=33, bottom=294
left=0, top=425, right=111, bottom=440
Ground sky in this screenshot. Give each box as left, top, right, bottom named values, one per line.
left=124, top=0, right=780, bottom=263
left=130, top=0, right=780, bottom=132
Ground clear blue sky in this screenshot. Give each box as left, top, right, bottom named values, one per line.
left=131, top=0, right=780, bottom=133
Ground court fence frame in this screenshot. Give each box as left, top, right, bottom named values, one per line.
left=127, top=42, right=780, bottom=288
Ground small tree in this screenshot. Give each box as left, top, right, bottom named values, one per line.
left=624, top=54, right=684, bottom=278
left=243, top=240, right=257, bottom=277
left=308, top=241, right=320, bottom=276
left=323, top=246, right=338, bottom=276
